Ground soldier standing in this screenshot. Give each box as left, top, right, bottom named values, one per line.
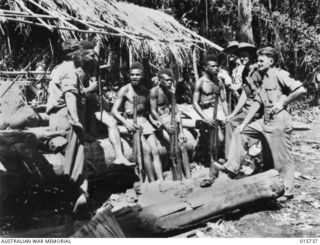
left=215, top=47, right=306, bottom=201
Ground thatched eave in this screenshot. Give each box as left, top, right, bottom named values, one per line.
left=0, top=0, right=222, bottom=66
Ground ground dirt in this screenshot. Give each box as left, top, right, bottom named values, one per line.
left=176, top=107, right=320, bottom=238
left=2, top=107, right=320, bottom=238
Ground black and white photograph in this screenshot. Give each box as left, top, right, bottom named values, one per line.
left=0, top=0, right=320, bottom=240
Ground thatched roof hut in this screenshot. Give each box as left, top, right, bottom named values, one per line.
left=0, top=0, right=222, bottom=68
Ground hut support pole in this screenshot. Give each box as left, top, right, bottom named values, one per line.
left=192, top=47, right=199, bottom=82
left=129, top=45, right=133, bottom=67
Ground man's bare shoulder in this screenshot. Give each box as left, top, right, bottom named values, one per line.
left=119, top=83, right=131, bottom=92
left=117, top=84, right=131, bottom=98
left=198, top=75, right=207, bottom=82
left=195, top=75, right=207, bottom=85
left=150, top=85, right=160, bottom=95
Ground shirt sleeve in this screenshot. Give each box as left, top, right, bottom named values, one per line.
left=277, top=70, right=302, bottom=92
left=60, top=71, right=79, bottom=95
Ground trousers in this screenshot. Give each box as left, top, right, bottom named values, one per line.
left=49, top=107, right=86, bottom=187
left=225, top=110, right=294, bottom=195
left=224, top=110, right=248, bottom=157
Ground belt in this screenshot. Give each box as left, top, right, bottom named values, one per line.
left=200, top=101, right=216, bottom=110
left=124, top=112, right=145, bottom=119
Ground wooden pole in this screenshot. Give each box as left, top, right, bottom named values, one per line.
left=15, top=0, right=53, bottom=31
left=0, top=71, right=51, bottom=76
left=192, top=47, right=200, bottom=82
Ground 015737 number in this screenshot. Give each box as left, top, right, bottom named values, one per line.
left=300, top=239, right=318, bottom=244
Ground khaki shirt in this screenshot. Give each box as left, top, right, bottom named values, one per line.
left=46, top=61, right=86, bottom=114
left=254, top=67, right=302, bottom=130
left=242, top=68, right=262, bottom=109
left=254, top=67, right=302, bottom=107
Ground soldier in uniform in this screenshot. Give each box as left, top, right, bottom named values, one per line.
left=224, top=43, right=262, bottom=158
left=46, top=40, right=96, bottom=212
left=215, top=47, right=306, bottom=201
left=112, top=62, right=163, bottom=182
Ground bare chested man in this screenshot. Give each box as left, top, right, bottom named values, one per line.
left=112, top=62, right=163, bottom=182
left=149, top=69, right=190, bottom=178
left=193, top=55, right=229, bottom=185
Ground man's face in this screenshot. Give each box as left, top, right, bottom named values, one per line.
left=238, top=50, right=251, bottom=66
left=205, top=60, right=219, bottom=76
left=159, top=74, right=174, bottom=92
left=257, top=55, right=274, bottom=73
left=130, top=69, right=143, bottom=86
left=80, top=49, right=97, bottom=75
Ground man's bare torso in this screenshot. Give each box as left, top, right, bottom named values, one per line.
left=123, top=84, right=148, bottom=115
left=199, top=75, right=221, bottom=104
left=155, top=86, right=172, bottom=115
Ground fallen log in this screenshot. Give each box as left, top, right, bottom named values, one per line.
left=114, top=170, right=284, bottom=237
left=72, top=208, right=125, bottom=238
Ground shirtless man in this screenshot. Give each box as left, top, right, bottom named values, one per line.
left=79, top=40, right=133, bottom=166
left=112, top=62, right=163, bottom=182
left=149, top=69, right=190, bottom=178
left=193, top=55, right=228, bottom=184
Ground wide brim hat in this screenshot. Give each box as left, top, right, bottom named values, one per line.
left=233, top=42, right=257, bottom=56
left=223, top=41, right=239, bottom=53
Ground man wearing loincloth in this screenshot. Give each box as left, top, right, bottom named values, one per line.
left=149, top=68, right=190, bottom=177
left=193, top=55, right=229, bottom=185
left=112, top=62, right=162, bottom=182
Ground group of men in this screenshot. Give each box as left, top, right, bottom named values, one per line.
left=46, top=39, right=306, bottom=212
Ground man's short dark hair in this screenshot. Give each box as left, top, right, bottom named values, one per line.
left=203, top=55, right=219, bottom=66
left=130, top=62, right=144, bottom=71
left=257, top=47, right=276, bottom=59
left=158, top=68, right=172, bottom=79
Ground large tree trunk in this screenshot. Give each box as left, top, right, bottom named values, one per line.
left=238, top=0, right=255, bottom=44
left=114, top=170, right=284, bottom=237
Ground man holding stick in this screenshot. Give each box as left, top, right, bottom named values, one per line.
left=112, top=62, right=163, bottom=182
left=215, top=47, right=306, bottom=201
left=193, top=55, right=228, bottom=186
left=149, top=69, right=191, bottom=179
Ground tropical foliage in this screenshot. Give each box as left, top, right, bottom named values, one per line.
left=123, top=0, right=320, bottom=79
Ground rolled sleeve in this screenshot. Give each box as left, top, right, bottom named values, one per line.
left=60, top=72, right=79, bottom=95
left=277, top=70, right=302, bottom=92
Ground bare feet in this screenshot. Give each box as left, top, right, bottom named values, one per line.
left=200, top=178, right=216, bottom=188
left=114, top=157, right=136, bottom=166
left=277, top=195, right=294, bottom=203
left=213, top=161, right=227, bottom=171
left=213, top=161, right=238, bottom=178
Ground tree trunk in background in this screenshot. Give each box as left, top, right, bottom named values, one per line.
left=238, top=0, right=255, bottom=44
